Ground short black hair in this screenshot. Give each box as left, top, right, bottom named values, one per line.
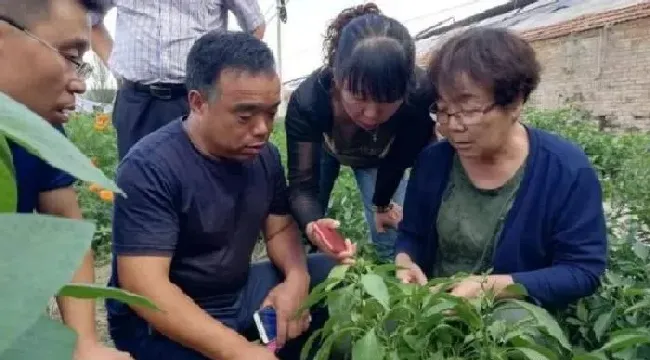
left=427, top=26, right=541, bottom=106
left=185, top=31, right=276, bottom=98
left=324, top=3, right=416, bottom=103
left=0, top=0, right=104, bottom=28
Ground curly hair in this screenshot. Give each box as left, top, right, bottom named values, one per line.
left=321, top=2, right=415, bottom=103
left=323, top=2, right=382, bottom=68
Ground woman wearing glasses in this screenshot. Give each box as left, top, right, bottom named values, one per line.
left=395, top=27, right=607, bottom=312
left=285, top=3, right=436, bottom=263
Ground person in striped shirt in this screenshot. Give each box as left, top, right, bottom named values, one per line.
left=89, top=0, right=266, bottom=160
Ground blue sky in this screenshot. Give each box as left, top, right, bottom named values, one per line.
left=87, top=0, right=506, bottom=85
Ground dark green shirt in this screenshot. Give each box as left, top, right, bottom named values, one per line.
left=433, top=154, right=525, bottom=278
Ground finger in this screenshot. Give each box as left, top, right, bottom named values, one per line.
left=288, top=319, right=303, bottom=340
left=344, top=239, right=356, bottom=254
left=276, top=314, right=288, bottom=348
left=260, top=296, right=273, bottom=310
left=333, top=240, right=355, bottom=259
left=396, top=270, right=410, bottom=284
left=346, top=239, right=357, bottom=254
left=319, top=218, right=340, bottom=229
left=415, top=270, right=428, bottom=286
left=303, top=314, right=312, bottom=332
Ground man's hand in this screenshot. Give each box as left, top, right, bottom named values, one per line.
left=306, top=219, right=356, bottom=264
left=395, top=253, right=428, bottom=285
left=374, top=202, right=403, bottom=233
left=448, top=275, right=515, bottom=299
left=236, top=342, right=279, bottom=360
left=73, top=342, right=133, bottom=360
left=260, top=274, right=311, bottom=349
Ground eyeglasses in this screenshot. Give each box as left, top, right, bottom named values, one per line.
left=0, top=15, right=93, bottom=80
left=430, top=102, right=496, bottom=127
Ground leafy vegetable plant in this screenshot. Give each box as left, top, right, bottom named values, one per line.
left=299, top=257, right=575, bottom=360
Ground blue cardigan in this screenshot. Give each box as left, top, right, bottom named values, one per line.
left=395, top=126, right=608, bottom=310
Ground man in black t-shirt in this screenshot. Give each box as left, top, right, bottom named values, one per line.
left=106, top=32, right=335, bottom=360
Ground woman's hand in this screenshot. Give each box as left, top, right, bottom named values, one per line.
left=395, top=253, right=427, bottom=285
left=306, top=218, right=356, bottom=264
left=374, top=202, right=403, bottom=233
left=448, top=275, right=515, bottom=299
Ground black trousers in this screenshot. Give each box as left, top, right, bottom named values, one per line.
left=113, top=80, right=189, bottom=160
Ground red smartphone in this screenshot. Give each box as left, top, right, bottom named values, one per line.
left=312, top=223, right=347, bottom=253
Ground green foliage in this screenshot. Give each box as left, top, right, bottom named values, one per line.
left=300, top=259, right=578, bottom=360
left=0, top=214, right=95, bottom=354
left=0, top=93, right=156, bottom=358
left=0, top=92, right=120, bottom=194
left=64, top=112, right=118, bottom=263
left=556, top=220, right=650, bottom=359
left=0, top=135, right=17, bottom=212
left=524, top=107, right=650, bottom=234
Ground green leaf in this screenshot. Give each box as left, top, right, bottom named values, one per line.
left=571, top=353, right=608, bottom=360
left=361, top=273, right=390, bottom=310
left=387, top=351, right=400, bottom=360
left=577, top=301, right=588, bottom=322
left=328, top=285, right=357, bottom=320
left=57, top=283, right=159, bottom=310
left=0, top=314, right=75, bottom=360
left=516, top=347, right=553, bottom=360
left=599, top=331, right=650, bottom=353
left=508, top=334, right=559, bottom=360
left=300, top=328, right=324, bottom=360
left=0, top=135, right=17, bottom=212
left=351, top=328, right=384, bottom=360
left=504, top=283, right=529, bottom=298
left=451, top=299, right=482, bottom=329
left=0, top=213, right=95, bottom=354
left=0, top=91, right=121, bottom=194
left=593, top=310, right=613, bottom=341
left=328, top=264, right=350, bottom=280
left=624, top=299, right=650, bottom=315
left=505, top=299, right=571, bottom=351
left=632, top=242, right=650, bottom=261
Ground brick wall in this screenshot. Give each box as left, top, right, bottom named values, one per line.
left=526, top=17, right=650, bottom=131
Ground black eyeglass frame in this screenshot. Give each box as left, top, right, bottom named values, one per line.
left=0, top=14, right=93, bottom=79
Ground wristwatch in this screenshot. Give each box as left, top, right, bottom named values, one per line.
left=373, top=203, right=394, bottom=213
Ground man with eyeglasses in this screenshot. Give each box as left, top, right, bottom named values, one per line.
left=0, top=0, right=132, bottom=359
left=88, top=0, right=266, bottom=161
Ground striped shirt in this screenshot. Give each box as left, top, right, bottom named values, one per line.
left=90, top=0, right=265, bottom=84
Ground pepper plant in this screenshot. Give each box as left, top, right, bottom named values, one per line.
left=298, top=239, right=650, bottom=359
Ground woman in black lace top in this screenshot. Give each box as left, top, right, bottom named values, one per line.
left=285, top=2, right=436, bottom=263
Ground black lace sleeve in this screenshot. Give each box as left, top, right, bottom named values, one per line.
left=285, top=93, right=325, bottom=231
left=373, top=71, right=436, bottom=207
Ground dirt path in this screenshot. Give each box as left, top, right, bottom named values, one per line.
left=94, top=262, right=112, bottom=345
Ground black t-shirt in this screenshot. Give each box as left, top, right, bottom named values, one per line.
left=284, top=67, right=436, bottom=230
left=106, top=118, right=289, bottom=318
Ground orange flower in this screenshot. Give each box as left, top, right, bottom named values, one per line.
left=89, top=183, right=102, bottom=193
left=94, top=113, right=110, bottom=131
left=99, top=190, right=114, bottom=202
